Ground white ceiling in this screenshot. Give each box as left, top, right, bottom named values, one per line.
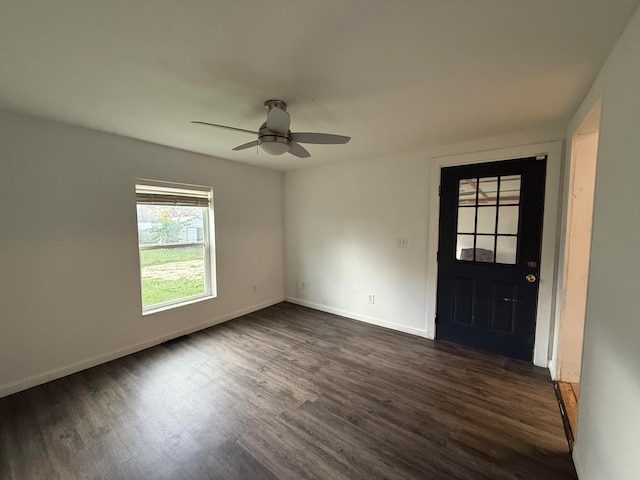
left=1, top=1, right=638, bottom=171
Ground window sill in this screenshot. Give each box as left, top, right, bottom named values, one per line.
left=142, top=293, right=215, bottom=316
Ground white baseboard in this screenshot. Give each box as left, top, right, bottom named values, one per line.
left=284, top=297, right=428, bottom=338
left=0, top=297, right=284, bottom=399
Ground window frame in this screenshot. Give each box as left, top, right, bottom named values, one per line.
left=135, top=179, right=216, bottom=315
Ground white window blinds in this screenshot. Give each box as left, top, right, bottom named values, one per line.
left=135, top=182, right=211, bottom=207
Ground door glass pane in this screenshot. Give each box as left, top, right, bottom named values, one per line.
left=456, top=235, right=475, bottom=261
left=496, top=236, right=517, bottom=264
left=457, top=207, right=475, bottom=233
left=499, top=175, right=521, bottom=205
left=455, top=173, right=523, bottom=263
left=458, top=179, right=476, bottom=205
left=477, top=177, right=498, bottom=205
left=497, top=206, right=519, bottom=234
left=475, top=236, right=495, bottom=262
left=476, top=206, right=497, bottom=234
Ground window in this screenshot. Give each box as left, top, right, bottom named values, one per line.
left=135, top=180, right=216, bottom=313
left=456, top=175, right=521, bottom=264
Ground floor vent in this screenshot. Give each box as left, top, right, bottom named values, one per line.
left=161, top=335, right=190, bottom=347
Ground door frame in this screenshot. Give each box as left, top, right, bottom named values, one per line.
left=425, top=141, right=563, bottom=367
left=550, top=99, right=602, bottom=382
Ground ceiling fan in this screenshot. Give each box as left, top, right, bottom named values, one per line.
left=192, top=99, right=350, bottom=158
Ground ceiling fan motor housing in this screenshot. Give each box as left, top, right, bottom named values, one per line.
left=258, top=123, right=291, bottom=155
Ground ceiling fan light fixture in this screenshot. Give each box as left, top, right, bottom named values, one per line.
left=259, top=135, right=291, bottom=155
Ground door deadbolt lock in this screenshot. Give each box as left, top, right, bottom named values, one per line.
left=525, top=274, right=537, bottom=283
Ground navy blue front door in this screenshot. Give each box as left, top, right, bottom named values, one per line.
left=436, top=156, right=546, bottom=361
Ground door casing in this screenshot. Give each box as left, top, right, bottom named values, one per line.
left=425, top=141, right=563, bottom=367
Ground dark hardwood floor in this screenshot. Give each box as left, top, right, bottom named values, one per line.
left=0, top=302, right=576, bottom=479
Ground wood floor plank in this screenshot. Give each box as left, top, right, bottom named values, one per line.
left=0, top=302, right=576, bottom=479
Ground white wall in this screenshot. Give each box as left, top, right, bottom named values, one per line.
left=568, top=6, right=640, bottom=480
left=284, top=131, right=564, bottom=358
left=284, top=153, right=430, bottom=336
left=0, top=110, right=284, bottom=397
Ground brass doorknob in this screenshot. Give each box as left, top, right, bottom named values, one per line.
left=525, top=274, right=537, bottom=283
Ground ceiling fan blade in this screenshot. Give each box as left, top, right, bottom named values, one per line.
left=290, top=132, right=351, bottom=144
left=266, top=108, right=290, bottom=134
left=288, top=142, right=311, bottom=158
left=191, top=121, right=257, bottom=135
left=232, top=140, right=259, bottom=151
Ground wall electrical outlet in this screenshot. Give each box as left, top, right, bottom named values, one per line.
left=300, top=281, right=306, bottom=289
left=396, top=237, right=408, bottom=248
left=252, top=285, right=258, bottom=294
left=368, top=293, right=375, bottom=304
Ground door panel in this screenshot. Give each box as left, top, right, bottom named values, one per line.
left=436, top=156, right=546, bottom=361
left=489, top=282, right=517, bottom=333
left=452, top=278, right=474, bottom=324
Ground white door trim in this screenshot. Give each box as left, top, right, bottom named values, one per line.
left=425, top=141, right=563, bottom=367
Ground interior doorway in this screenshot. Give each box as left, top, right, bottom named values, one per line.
left=555, top=102, right=601, bottom=441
